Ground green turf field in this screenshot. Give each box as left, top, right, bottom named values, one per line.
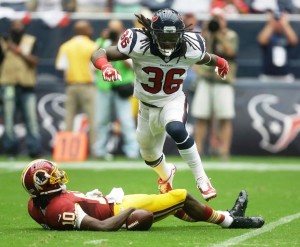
left=1, top=156, right=300, bottom=247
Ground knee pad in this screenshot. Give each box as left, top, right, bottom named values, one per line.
left=166, top=121, right=194, bottom=150
left=165, top=121, right=187, bottom=143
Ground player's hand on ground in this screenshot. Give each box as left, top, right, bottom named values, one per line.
left=102, top=65, right=122, bottom=82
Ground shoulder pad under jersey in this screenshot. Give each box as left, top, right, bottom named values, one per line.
left=184, top=32, right=206, bottom=60
left=117, top=28, right=145, bottom=56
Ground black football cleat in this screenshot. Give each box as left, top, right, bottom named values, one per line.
left=228, top=190, right=248, bottom=217
left=229, top=216, right=265, bottom=229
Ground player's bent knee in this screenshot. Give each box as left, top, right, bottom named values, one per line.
left=165, top=121, right=194, bottom=149
left=165, top=121, right=188, bottom=143
left=168, top=189, right=188, bottom=202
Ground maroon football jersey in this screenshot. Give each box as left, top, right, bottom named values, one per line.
left=28, top=191, right=114, bottom=230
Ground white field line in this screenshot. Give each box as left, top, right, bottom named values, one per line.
left=0, top=161, right=300, bottom=171
left=211, top=212, right=300, bottom=247
left=83, top=239, right=108, bottom=245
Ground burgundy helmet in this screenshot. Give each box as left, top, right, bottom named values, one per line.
left=21, top=159, right=68, bottom=198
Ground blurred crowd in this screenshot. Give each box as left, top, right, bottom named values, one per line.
left=0, top=0, right=299, bottom=160
left=0, top=0, right=300, bottom=14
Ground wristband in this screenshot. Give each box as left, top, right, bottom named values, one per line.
left=94, top=57, right=112, bottom=70
left=215, top=56, right=226, bottom=69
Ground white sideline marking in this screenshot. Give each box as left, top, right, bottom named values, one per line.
left=0, top=161, right=300, bottom=171
left=83, top=239, right=108, bottom=245
left=212, top=212, right=300, bottom=247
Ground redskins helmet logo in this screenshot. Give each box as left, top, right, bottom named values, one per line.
left=33, top=170, right=50, bottom=190
left=152, top=16, right=159, bottom=22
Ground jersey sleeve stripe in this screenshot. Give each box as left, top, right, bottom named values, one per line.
left=129, top=28, right=138, bottom=54
left=195, top=33, right=205, bottom=54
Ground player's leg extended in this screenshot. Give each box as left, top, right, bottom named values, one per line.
left=114, top=189, right=187, bottom=222
left=183, top=193, right=232, bottom=226
left=162, top=96, right=216, bottom=201
left=183, top=192, right=264, bottom=228
left=137, top=103, right=175, bottom=193
left=113, top=190, right=264, bottom=229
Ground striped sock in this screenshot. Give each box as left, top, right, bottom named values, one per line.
left=202, top=206, right=233, bottom=227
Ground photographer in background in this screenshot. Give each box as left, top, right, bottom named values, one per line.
left=257, top=11, right=298, bottom=83
left=0, top=19, right=42, bottom=159
left=191, top=8, right=239, bottom=160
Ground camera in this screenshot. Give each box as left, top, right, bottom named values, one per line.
left=108, top=30, right=119, bottom=42
left=273, top=11, right=282, bottom=20
left=208, top=19, right=220, bottom=33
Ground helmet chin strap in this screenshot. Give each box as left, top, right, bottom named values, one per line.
left=29, top=183, right=67, bottom=198
left=39, top=187, right=63, bottom=196
left=158, top=45, right=174, bottom=57
left=60, top=184, right=67, bottom=191
left=156, top=35, right=183, bottom=57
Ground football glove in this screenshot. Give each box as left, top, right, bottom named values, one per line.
left=215, top=56, right=229, bottom=80
left=102, top=64, right=122, bottom=82
left=86, top=189, right=103, bottom=198
left=94, top=56, right=122, bottom=82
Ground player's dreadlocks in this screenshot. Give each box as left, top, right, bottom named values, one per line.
left=134, top=14, right=202, bottom=63
left=134, top=14, right=153, bottom=55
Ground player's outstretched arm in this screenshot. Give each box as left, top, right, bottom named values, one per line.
left=196, top=52, right=229, bottom=80
left=91, top=46, right=129, bottom=82
left=91, top=46, right=129, bottom=63
left=80, top=207, right=136, bottom=231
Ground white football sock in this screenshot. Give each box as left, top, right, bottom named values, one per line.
left=218, top=211, right=234, bottom=228
left=178, top=143, right=207, bottom=181
left=152, top=154, right=172, bottom=181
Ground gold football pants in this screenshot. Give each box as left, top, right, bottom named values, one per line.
left=114, top=189, right=187, bottom=221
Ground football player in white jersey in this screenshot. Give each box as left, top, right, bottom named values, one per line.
left=91, top=8, right=229, bottom=201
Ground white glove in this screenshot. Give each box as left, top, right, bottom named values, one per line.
left=86, top=189, right=103, bottom=198
left=105, top=187, right=125, bottom=204
left=102, top=66, right=122, bottom=82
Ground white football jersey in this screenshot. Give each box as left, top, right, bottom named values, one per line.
left=117, top=28, right=206, bottom=107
